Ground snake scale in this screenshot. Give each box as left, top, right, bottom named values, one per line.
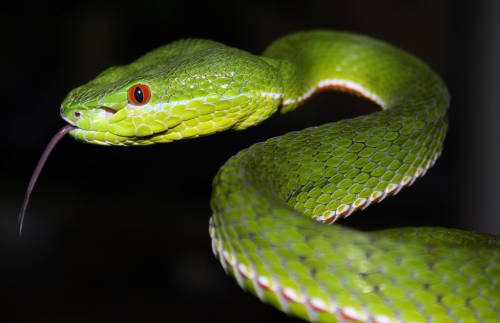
left=20, top=31, right=500, bottom=322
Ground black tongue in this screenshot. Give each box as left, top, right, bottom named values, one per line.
left=18, top=125, right=75, bottom=236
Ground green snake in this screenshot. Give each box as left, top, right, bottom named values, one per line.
left=20, top=30, right=500, bottom=322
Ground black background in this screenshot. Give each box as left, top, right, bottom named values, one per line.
left=3, top=1, right=500, bottom=322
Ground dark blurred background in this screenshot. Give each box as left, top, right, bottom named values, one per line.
left=3, top=1, right=500, bottom=322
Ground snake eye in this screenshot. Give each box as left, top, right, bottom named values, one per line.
left=128, top=84, right=151, bottom=105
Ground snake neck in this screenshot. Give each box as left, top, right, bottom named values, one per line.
left=262, top=30, right=449, bottom=115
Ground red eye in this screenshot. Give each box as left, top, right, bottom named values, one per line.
left=128, top=84, right=151, bottom=105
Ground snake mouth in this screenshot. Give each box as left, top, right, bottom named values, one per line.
left=99, top=106, right=117, bottom=119
left=100, top=106, right=117, bottom=115
left=61, top=105, right=118, bottom=126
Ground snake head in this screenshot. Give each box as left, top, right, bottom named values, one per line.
left=60, top=63, right=167, bottom=145
left=60, top=40, right=282, bottom=146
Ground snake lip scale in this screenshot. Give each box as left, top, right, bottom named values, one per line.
left=99, top=106, right=117, bottom=116
left=20, top=30, right=500, bottom=322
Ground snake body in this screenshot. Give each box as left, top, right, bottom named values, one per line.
left=44, top=30, right=500, bottom=322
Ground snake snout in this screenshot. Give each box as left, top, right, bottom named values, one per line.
left=60, top=104, right=79, bottom=126
left=60, top=104, right=117, bottom=127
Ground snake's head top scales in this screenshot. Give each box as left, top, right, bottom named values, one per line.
left=60, top=39, right=283, bottom=146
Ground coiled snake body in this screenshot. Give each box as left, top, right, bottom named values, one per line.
left=21, top=31, right=500, bottom=322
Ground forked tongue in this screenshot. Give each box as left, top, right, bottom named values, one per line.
left=18, top=125, right=76, bottom=236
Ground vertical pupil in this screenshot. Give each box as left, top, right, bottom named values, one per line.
left=134, top=86, right=144, bottom=103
